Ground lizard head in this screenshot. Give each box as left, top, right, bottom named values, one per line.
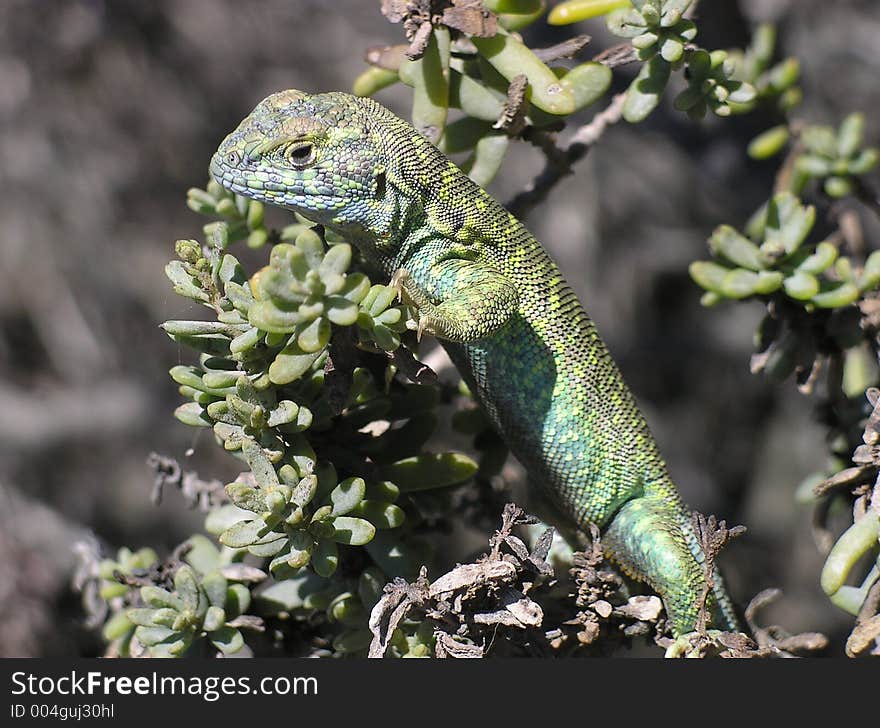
left=210, top=89, right=395, bottom=233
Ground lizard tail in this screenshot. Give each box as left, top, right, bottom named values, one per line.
left=602, top=493, right=741, bottom=635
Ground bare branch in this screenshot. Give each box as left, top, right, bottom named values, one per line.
left=507, top=94, right=627, bottom=219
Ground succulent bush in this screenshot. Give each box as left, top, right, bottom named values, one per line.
left=77, top=1, right=879, bottom=657
left=688, top=45, right=880, bottom=655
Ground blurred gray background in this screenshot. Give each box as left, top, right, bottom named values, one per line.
left=1, top=0, right=878, bottom=656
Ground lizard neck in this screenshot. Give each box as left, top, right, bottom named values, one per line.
left=324, top=173, right=437, bottom=276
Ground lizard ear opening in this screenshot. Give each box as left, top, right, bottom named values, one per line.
left=373, top=166, right=386, bottom=199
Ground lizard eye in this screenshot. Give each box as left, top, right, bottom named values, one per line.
left=286, top=142, right=316, bottom=169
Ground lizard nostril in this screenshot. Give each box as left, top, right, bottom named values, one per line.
left=226, top=150, right=241, bottom=165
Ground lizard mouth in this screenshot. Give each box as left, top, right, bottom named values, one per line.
left=208, top=152, right=345, bottom=206
left=209, top=152, right=254, bottom=195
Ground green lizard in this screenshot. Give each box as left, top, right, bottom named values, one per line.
left=210, top=89, right=740, bottom=636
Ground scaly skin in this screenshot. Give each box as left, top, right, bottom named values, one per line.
left=210, top=90, right=740, bottom=635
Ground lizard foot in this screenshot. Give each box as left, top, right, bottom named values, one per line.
left=392, top=268, right=435, bottom=341
left=390, top=267, right=414, bottom=304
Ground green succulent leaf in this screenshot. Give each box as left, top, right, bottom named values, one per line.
left=762, top=193, right=815, bottom=261
left=623, top=56, right=671, bottom=123
left=141, top=586, right=184, bottom=611
left=209, top=627, right=245, bottom=655
left=226, top=583, right=252, bottom=617
left=311, top=538, right=340, bottom=578
left=689, top=260, right=730, bottom=294
left=352, top=501, right=406, bottom=529
left=203, top=605, right=227, bottom=632
left=220, top=518, right=269, bottom=549
left=811, top=282, right=860, bottom=309
left=268, top=341, right=322, bottom=385
left=748, top=125, right=789, bottom=160
left=797, top=242, right=838, bottom=275
left=381, top=453, right=479, bottom=492
left=860, top=250, right=880, bottom=291
left=134, top=625, right=177, bottom=648
left=783, top=271, right=820, bottom=301
left=174, top=566, right=204, bottom=614
left=720, top=269, right=761, bottom=299
left=201, top=572, right=229, bottom=609
left=102, top=612, right=135, bottom=643
left=330, top=477, right=367, bottom=516
left=708, top=225, right=763, bottom=271
left=330, top=516, right=376, bottom=546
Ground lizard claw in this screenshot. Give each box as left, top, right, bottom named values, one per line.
left=404, top=316, right=427, bottom=342
left=390, top=268, right=410, bottom=303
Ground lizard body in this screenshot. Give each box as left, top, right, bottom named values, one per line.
left=211, top=89, right=739, bottom=635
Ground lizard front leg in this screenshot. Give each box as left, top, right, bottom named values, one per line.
left=392, top=259, right=518, bottom=343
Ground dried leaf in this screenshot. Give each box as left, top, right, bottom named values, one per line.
left=846, top=614, right=880, bottom=657
left=501, top=588, right=543, bottom=627
left=614, top=595, right=664, bottom=622
left=493, top=74, right=528, bottom=134
left=533, top=35, right=592, bottom=63
left=405, top=21, right=433, bottom=60
left=813, top=465, right=872, bottom=497
left=434, top=631, right=483, bottom=658
left=428, top=560, right=517, bottom=599
left=442, top=0, right=498, bottom=38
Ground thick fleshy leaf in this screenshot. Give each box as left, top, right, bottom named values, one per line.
left=220, top=518, right=269, bottom=548
left=783, top=271, right=819, bottom=300
left=241, top=438, right=279, bottom=490
left=201, top=572, right=228, bottom=609
left=297, top=316, right=331, bottom=353
left=134, top=625, right=177, bottom=647
left=353, top=66, right=400, bottom=97
left=720, top=269, right=760, bottom=299
left=165, top=261, right=210, bottom=304
left=256, top=573, right=329, bottom=612
left=174, top=566, right=203, bottom=614
left=203, top=605, right=227, bottom=632
left=797, top=242, right=838, bottom=275
left=291, top=474, right=318, bottom=507
left=174, top=402, right=213, bottom=427
left=332, top=629, right=373, bottom=654
left=623, top=56, right=670, bottom=123
left=311, top=538, right=339, bottom=578
left=183, top=535, right=222, bottom=575
left=860, top=250, right=880, bottom=291
left=380, top=453, right=478, bottom=492
left=762, top=193, right=815, bottom=260
left=286, top=531, right=315, bottom=569
left=708, top=225, right=763, bottom=271
left=226, top=483, right=268, bottom=513
left=226, top=583, right=252, bottom=618
left=102, top=611, right=135, bottom=642
left=838, top=113, right=864, bottom=159
left=127, top=608, right=164, bottom=627
left=559, top=62, right=612, bottom=112
left=811, top=282, right=859, bottom=308
left=205, top=504, right=253, bottom=535
left=209, top=626, right=244, bottom=655
left=268, top=342, right=321, bottom=385
left=353, top=501, right=406, bottom=529
left=140, top=586, right=183, bottom=611
left=747, top=126, right=789, bottom=160
left=330, top=477, right=366, bottom=516
left=365, top=532, right=430, bottom=582
left=329, top=516, right=376, bottom=546
left=247, top=534, right=288, bottom=558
